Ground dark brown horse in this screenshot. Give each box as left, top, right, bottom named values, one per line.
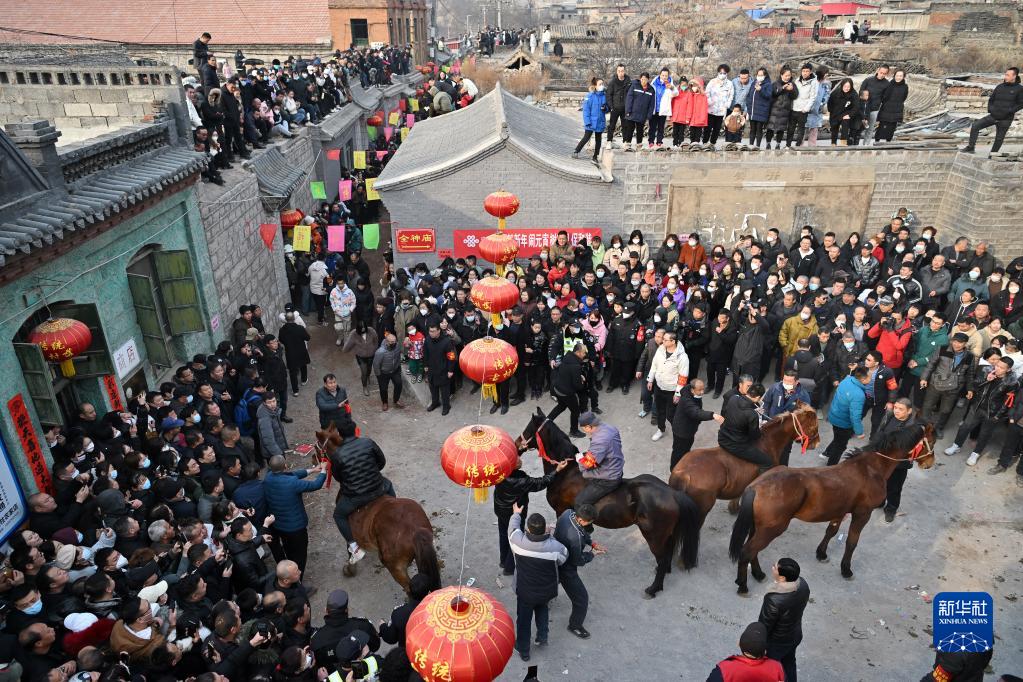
left=669, top=403, right=820, bottom=526
left=316, top=425, right=441, bottom=592
left=728, top=422, right=936, bottom=594
left=516, top=408, right=702, bottom=598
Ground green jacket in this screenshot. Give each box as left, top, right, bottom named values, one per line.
left=908, top=325, right=948, bottom=376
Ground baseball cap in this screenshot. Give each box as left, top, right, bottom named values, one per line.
left=335, top=629, right=370, bottom=664
left=578, top=411, right=599, bottom=427
left=160, top=417, right=185, bottom=432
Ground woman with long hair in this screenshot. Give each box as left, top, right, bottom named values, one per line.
left=875, top=69, right=909, bottom=142
left=828, top=78, right=858, bottom=145
left=766, top=67, right=796, bottom=149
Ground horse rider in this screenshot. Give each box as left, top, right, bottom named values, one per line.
left=845, top=397, right=915, bottom=523
left=328, top=420, right=395, bottom=564
left=718, top=383, right=774, bottom=473
left=574, top=411, right=625, bottom=508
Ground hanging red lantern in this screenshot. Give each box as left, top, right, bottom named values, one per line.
left=29, top=318, right=92, bottom=378
left=478, top=232, right=519, bottom=271
left=469, top=276, right=519, bottom=327
left=280, top=208, right=304, bottom=229
left=483, top=190, right=520, bottom=230
left=441, top=423, right=518, bottom=502
left=366, top=115, right=383, bottom=127
left=459, top=337, right=519, bottom=402
left=406, top=586, right=515, bottom=681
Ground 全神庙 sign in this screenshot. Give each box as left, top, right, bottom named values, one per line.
left=453, top=228, right=603, bottom=260
left=395, top=228, right=436, bottom=253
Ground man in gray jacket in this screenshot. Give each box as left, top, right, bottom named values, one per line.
left=574, top=412, right=625, bottom=507
left=372, top=332, right=405, bottom=410
left=256, top=393, right=289, bottom=458
left=509, top=503, right=568, bottom=661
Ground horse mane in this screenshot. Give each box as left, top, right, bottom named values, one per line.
left=876, top=422, right=925, bottom=453
left=534, top=411, right=577, bottom=459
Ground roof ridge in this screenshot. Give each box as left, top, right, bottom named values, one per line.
left=493, top=81, right=509, bottom=142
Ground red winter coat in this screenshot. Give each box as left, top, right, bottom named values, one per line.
left=687, top=79, right=710, bottom=127
left=867, top=319, right=913, bottom=368
left=670, top=90, right=693, bottom=124
left=709, top=654, right=785, bottom=681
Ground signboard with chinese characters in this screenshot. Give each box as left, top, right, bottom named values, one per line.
left=395, top=228, right=437, bottom=253
left=7, top=394, right=53, bottom=494
left=0, top=429, right=27, bottom=545
left=452, top=228, right=603, bottom=260
left=113, top=338, right=141, bottom=379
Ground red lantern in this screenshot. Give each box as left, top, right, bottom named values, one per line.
left=280, top=208, right=304, bottom=229
left=483, top=190, right=520, bottom=230
left=477, top=233, right=519, bottom=275
left=440, top=424, right=518, bottom=498
left=459, top=337, right=519, bottom=402
left=469, top=276, right=519, bottom=327
left=367, top=115, right=383, bottom=126
left=29, top=318, right=92, bottom=378
left=406, top=586, right=515, bottom=681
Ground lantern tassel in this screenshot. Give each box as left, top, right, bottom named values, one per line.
left=473, top=487, right=489, bottom=503
left=498, top=217, right=506, bottom=231
left=482, top=383, right=497, bottom=401
left=491, top=312, right=502, bottom=328
left=59, top=359, right=76, bottom=378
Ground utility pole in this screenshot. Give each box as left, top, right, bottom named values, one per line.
left=429, top=0, right=437, bottom=59
left=466, top=14, right=470, bottom=35
left=481, top=4, right=488, bottom=29
left=496, top=0, right=502, bottom=30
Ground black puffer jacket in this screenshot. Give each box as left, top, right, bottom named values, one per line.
left=767, top=79, right=797, bottom=130
left=552, top=352, right=587, bottom=396
left=328, top=435, right=387, bottom=498
left=493, top=469, right=558, bottom=514
left=758, top=577, right=810, bottom=647
left=987, top=80, right=1023, bottom=120
left=606, top=73, right=631, bottom=111
left=224, top=533, right=269, bottom=590
left=877, top=80, right=909, bottom=123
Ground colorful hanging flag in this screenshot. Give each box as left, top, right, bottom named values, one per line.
left=384, top=126, right=393, bottom=141
left=410, top=99, right=419, bottom=112
left=292, top=224, right=311, bottom=251
left=367, top=125, right=378, bottom=140
left=259, top=224, right=278, bottom=251
left=399, top=99, right=407, bottom=112
left=406, top=113, right=415, bottom=128
left=327, top=225, right=345, bottom=252
left=353, top=151, right=366, bottom=169
left=400, top=127, right=409, bottom=141
left=339, top=179, right=353, bottom=201
left=326, top=149, right=341, bottom=161
left=309, top=181, right=327, bottom=200
left=376, top=151, right=387, bottom=160
left=388, top=111, right=400, bottom=126
left=366, top=178, right=379, bottom=200
left=363, top=223, right=380, bottom=249
left=441, top=65, right=450, bottom=73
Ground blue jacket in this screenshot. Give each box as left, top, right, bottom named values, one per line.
left=232, top=479, right=268, bottom=525
left=651, top=76, right=673, bottom=112
left=582, top=90, right=607, bottom=132
left=807, top=80, right=831, bottom=128
left=745, top=78, right=774, bottom=123
left=625, top=79, right=656, bottom=123
left=828, top=375, right=867, bottom=435
left=762, top=381, right=811, bottom=418
left=731, top=76, right=753, bottom=111
left=263, top=468, right=326, bottom=532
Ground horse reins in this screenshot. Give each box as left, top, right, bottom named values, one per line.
left=790, top=411, right=812, bottom=455
left=871, top=433, right=935, bottom=463
left=519, top=418, right=558, bottom=465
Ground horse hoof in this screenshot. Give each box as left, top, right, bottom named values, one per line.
left=752, top=571, right=766, bottom=583
left=736, top=586, right=750, bottom=596
left=342, top=563, right=356, bottom=577
left=816, top=553, right=829, bottom=563
left=642, top=589, right=657, bottom=600
left=727, top=499, right=740, bottom=515
left=842, top=569, right=854, bottom=580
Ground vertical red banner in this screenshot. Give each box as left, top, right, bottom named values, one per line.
left=7, top=394, right=53, bottom=494
left=103, top=375, right=125, bottom=411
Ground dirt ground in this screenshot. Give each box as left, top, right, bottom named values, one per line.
left=280, top=246, right=1022, bottom=681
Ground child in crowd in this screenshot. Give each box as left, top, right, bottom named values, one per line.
left=404, top=324, right=425, bottom=382
left=724, top=104, right=747, bottom=143
left=670, top=76, right=691, bottom=147
left=849, top=89, right=871, bottom=146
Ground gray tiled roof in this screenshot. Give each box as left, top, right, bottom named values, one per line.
left=375, top=83, right=612, bottom=190
left=247, top=147, right=305, bottom=205
left=0, top=146, right=206, bottom=267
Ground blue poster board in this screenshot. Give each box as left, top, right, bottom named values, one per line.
left=0, top=430, right=28, bottom=545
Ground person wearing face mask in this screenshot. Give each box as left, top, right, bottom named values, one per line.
left=622, top=71, right=655, bottom=152
left=604, top=301, right=643, bottom=394
left=761, top=370, right=812, bottom=463
left=704, top=64, right=734, bottom=145
left=874, top=69, right=909, bottom=142
left=778, top=306, right=819, bottom=368
left=678, top=233, right=707, bottom=273
left=655, top=234, right=682, bottom=274
left=370, top=332, right=401, bottom=411
left=766, top=67, right=797, bottom=149
left=602, top=236, right=626, bottom=271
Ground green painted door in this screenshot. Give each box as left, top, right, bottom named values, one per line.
left=154, top=250, right=205, bottom=335
left=127, top=272, right=174, bottom=369
left=13, top=342, right=62, bottom=426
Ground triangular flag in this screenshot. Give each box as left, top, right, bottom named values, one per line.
left=410, top=99, right=419, bottom=112
left=309, top=181, right=326, bottom=200
left=353, top=151, right=366, bottom=169
left=259, top=224, right=277, bottom=251
left=367, top=125, right=378, bottom=140
left=375, top=150, right=387, bottom=160
left=366, top=178, right=379, bottom=201
left=400, top=127, right=408, bottom=141
left=363, top=223, right=380, bottom=249
left=384, top=126, right=393, bottom=141
left=406, top=113, right=415, bottom=128
left=327, top=225, right=345, bottom=252
left=326, top=149, right=341, bottom=161
left=292, top=224, right=311, bottom=251
left=339, top=179, right=352, bottom=201
left=388, top=111, right=400, bottom=126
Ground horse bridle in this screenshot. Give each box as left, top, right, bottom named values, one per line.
left=871, top=431, right=935, bottom=463
left=790, top=411, right=813, bottom=454
left=518, top=417, right=560, bottom=465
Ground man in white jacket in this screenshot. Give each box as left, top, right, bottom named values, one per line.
left=646, top=331, right=690, bottom=441
left=307, top=257, right=329, bottom=325
left=329, top=278, right=357, bottom=346
left=786, top=63, right=819, bottom=147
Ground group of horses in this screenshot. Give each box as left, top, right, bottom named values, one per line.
left=314, top=401, right=936, bottom=598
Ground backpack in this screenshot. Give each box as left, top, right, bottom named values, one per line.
left=234, top=389, right=263, bottom=436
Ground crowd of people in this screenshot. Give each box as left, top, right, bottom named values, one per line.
left=574, top=62, right=1022, bottom=157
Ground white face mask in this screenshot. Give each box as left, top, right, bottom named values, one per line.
left=632, top=238, right=640, bottom=244
left=1011, top=286, right=1020, bottom=295
left=991, top=275, right=1002, bottom=283
left=756, top=75, right=765, bottom=82
left=800, top=312, right=811, bottom=321
left=794, top=282, right=805, bottom=291
left=688, top=239, right=697, bottom=247
left=969, top=271, right=980, bottom=279
left=116, top=555, right=129, bottom=569
left=85, top=442, right=95, bottom=453
left=718, top=72, right=727, bottom=79
left=843, top=341, right=855, bottom=350
left=631, top=280, right=641, bottom=288
left=896, top=245, right=905, bottom=253
left=782, top=383, right=795, bottom=391
left=666, top=240, right=676, bottom=248
left=596, top=84, right=605, bottom=92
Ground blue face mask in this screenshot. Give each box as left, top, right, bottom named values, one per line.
left=22, top=599, right=43, bottom=615
left=141, top=479, right=152, bottom=491
left=809, top=283, right=820, bottom=291
left=140, top=457, right=151, bottom=469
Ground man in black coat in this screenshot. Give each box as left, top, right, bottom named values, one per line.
left=493, top=457, right=567, bottom=574
left=260, top=335, right=292, bottom=423
left=329, top=421, right=393, bottom=564
left=379, top=574, right=433, bottom=649
left=670, top=379, right=723, bottom=470
left=758, top=557, right=810, bottom=682
left=605, top=63, right=631, bottom=140
left=963, top=66, right=1023, bottom=155
left=549, top=343, right=588, bottom=438
left=193, top=32, right=211, bottom=74
left=278, top=311, right=311, bottom=395
left=604, top=306, right=641, bottom=393
left=718, top=383, right=772, bottom=470
left=423, top=322, right=455, bottom=415
left=310, top=589, right=380, bottom=668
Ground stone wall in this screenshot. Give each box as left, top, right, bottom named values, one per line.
left=0, top=64, right=184, bottom=129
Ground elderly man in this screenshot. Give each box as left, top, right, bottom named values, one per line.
left=918, top=254, right=951, bottom=310
left=574, top=412, right=625, bottom=508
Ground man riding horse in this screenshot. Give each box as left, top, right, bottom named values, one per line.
left=574, top=411, right=624, bottom=507
left=328, top=420, right=395, bottom=563
left=718, top=383, right=774, bottom=473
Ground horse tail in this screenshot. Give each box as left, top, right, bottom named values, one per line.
left=729, top=487, right=756, bottom=564
left=673, top=488, right=702, bottom=570
left=413, top=529, right=441, bottom=590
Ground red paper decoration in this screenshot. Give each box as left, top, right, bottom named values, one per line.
left=366, top=115, right=383, bottom=126
left=483, top=190, right=520, bottom=225
left=280, top=209, right=304, bottom=229
left=29, top=318, right=92, bottom=378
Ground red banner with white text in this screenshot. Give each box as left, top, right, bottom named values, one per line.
left=452, top=228, right=603, bottom=261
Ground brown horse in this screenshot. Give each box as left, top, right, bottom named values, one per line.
left=669, top=403, right=820, bottom=526
left=728, top=422, right=936, bottom=594
left=315, top=425, right=441, bottom=593
left=516, top=408, right=702, bottom=598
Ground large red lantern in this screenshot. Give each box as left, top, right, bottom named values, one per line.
left=483, top=190, right=520, bottom=230
left=406, top=587, right=515, bottom=682
left=280, top=208, right=304, bottom=229
left=29, top=318, right=92, bottom=378
left=470, top=276, right=519, bottom=327
left=440, top=424, right=518, bottom=501
left=477, top=232, right=519, bottom=271
left=459, top=337, right=519, bottom=402
left=366, top=114, right=383, bottom=126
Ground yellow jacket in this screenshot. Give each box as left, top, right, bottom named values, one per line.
left=778, top=314, right=819, bottom=358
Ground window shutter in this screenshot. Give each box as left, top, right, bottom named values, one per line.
left=127, top=273, right=174, bottom=369
left=13, top=343, right=63, bottom=426
left=48, top=303, right=114, bottom=377
left=154, top=250, right=205, bottom=335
